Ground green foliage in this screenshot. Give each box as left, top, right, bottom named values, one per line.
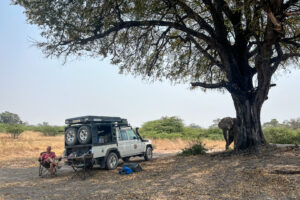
left=13, top=0, right=300, bottom=85
left=0, top=111, right=22, bottom=124
left=36, top=125, right=64, bottom=136
left=139, top=116, right=223, bottom=140
left=178, top=140, right=207, bottom=156
left=6, top=124, right=25, bottom=139
left=263, top=127, right=300, bottom=144
left=140, top=116, right=184, bottom=134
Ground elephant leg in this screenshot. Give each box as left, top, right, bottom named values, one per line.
left=222, top=130, right=228, bottom=149
left=227, top=129, right=234, bottom=149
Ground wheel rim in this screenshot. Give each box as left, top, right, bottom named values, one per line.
left=109, top=155, right=117, bottom=168
left=66, top=130, right=75, bottom=143
left=147, top=148, right=152, bottom=158
left=79, top=129, right=88, bottom=141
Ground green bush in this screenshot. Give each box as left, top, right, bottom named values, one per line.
left=198, top=128, right=223, bottom=140
left=264, top=127, right=300, bottom=144
left=140, top=116, right=184, bottom=134
left=0, top=123, right=8, bottom=132
left=178, top=141, right=207, bottom=156
left=139, top=116, right=223, bottom=140
left=33, top=125, right=64, bottom=136
left=6, top=124, right=25, bottom=139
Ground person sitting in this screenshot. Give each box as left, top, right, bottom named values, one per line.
left=40, top=146, right=61, bottom=176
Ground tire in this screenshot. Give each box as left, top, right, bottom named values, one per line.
left=144, top=146, right=153, bottom=161
left=105, top=152, right=119, bottom=170
left=65, top=128, right=78, bottom=146
left=122, top=157, right=130, bottom=162
left=77, top=126, right=92, bottom=144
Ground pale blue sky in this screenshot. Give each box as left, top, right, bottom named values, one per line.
left=1, top=1, right=300, bottom=127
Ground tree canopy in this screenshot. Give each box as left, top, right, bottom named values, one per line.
left=14, top=0, right=300, bottom=84
left=0, top=111, right=22, bottom=124
left=14, top=0, right=300, bottom=150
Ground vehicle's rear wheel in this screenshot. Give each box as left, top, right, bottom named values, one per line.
left=144, top=146, right=153, bottom=161
left=65, top=128, right=78, bottom=146
left=105, top=152, right=119, bottom=170
left=122, top=157, right=130, bottom=162
left=77, top=126, right=92, bottom=144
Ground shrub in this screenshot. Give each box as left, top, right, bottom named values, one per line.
left=6, top=124, right=25, bottom=139
left=140, top=116, right=184, bottom=134
left=35, top=125, right=64, bottom=136
left=0, top=123, right=8, bottom=132
left=264, top=127, right=300, bottom=144
left=198, top=128, right=223, bottom=140
left=178, top=140, right=207, bottom=156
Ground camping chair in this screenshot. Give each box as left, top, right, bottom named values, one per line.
left=38, top=152, right=61, bottom=177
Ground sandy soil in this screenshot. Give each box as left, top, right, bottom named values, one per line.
left=0, top=132, right=299, bottom=199
left=0, top=146, right=299, bottom=200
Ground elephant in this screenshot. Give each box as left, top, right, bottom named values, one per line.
left=218, top=117, right=237, bottom=150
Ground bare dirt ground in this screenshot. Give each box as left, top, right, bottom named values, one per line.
left=0, top=132, right=299, bottom=200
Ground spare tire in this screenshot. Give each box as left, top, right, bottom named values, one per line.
left=77, top=126, right=92, bottom=144
left=65, top=127, right=78, bottom=146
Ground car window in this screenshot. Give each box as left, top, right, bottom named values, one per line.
left=118, top=130, right=128, bottom=141
left=127, top=129, right=138, bottom=140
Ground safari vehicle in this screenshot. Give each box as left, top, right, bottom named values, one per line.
left=64, top=116, right=153, bottom=170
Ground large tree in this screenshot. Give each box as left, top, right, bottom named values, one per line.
left=0, top=111, right=22, bottom=124
left=14, top=0, right=300, bottom=150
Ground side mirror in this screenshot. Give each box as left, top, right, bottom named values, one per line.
left=133, top=136, right=137, bottom=140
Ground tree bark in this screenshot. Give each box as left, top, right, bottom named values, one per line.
left=231, top=93, right=267, bottom=151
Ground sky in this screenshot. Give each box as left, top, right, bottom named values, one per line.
left=1, top=1, right=300, bottom=127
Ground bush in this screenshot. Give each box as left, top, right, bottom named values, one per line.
left=0, top=122, right=65, bottom=136
left=139, top=116, right=223, bottom=140
left=34, top=125, right=64, bottom=136
left=264, top=127, right=300, bottom=144
left=140, top=116, right=184, bottom=134
left=6, top=124, right=25, bottom=139
left=198, top=128, right=223, bottom=140
left=0, top=123, right=8, bottom=132
left=178, top=141, right=207, bottom=156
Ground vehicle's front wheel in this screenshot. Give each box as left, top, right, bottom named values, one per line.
left=144, top=146, right=153, bottom=161
left=105, top=152, right=119, bottom=170
left=77, top=126, right=92, bottom=144
left=65, top=128, right=78, bottom=146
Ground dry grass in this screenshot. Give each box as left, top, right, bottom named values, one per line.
left=152, top=138, right=229, bottom=154
left=0, top=132, right=227, bottom=161
left=0, top=131, right=65, bottom=162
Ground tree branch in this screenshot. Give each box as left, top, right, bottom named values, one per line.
left=62, top=20, right=218, bottom=50
left=187, top=36, right=224, bottom=69
left=175, top=0, right=216, bottom=38
left=191, top=81, right=227, bottom=89
left=270, top=53, right=300, bottom=65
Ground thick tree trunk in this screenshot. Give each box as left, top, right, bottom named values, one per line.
left=231, top=94, right=267, bottom=151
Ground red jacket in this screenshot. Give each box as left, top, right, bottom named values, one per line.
left=41, top=152, right=56, bottom=161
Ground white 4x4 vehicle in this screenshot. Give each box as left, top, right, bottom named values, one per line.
left=64, top=116, right=153, bottom=170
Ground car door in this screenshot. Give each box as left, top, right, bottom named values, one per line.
left=117, top=128, right=131, bottom=157
left=126, top=129, right=144, bottom=155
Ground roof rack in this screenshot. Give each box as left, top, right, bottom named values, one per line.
left=65, top=116, right=128, bottom=125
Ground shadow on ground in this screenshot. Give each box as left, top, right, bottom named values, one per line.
left=0, top=146, right=299, bottom=200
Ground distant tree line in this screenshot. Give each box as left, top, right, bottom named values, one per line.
left=0, top=111, right=64, bottom=138
left=263, top=118, right=300, bottom=129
